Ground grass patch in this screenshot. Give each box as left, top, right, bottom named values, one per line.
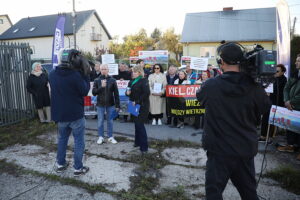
left=0, top=119, right=56, bottom=150
left=149, top=139, right=201, bottom=150
left=265, top=165, right=300, bottom=194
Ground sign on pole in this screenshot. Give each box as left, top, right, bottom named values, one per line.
left=190, top=57, right=208, bottom=70
left=102, top=54, right=115, bottom=64
left=108, top=64, right=119, bottom=76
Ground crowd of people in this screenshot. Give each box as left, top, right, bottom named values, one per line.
left=25, top=48, right=300, bottom=184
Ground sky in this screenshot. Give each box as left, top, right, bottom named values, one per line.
left=1, top=0, right=300, bottom=41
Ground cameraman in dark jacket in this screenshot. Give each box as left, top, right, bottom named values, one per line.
left=196, top=42, right=271, bottom=200
left=92, top=64, right=120, bottom=145
left=49, top=49, right=90, bottom=176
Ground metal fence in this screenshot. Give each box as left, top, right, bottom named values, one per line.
left=0, top=42, right=35, bottom=126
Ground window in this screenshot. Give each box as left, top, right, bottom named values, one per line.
left=0, top=19, right=3, bottom=24
left=29, top=27, right=36, bottom=32
left=12, top=28, right=19, bottom=33
left=200, top=47, right=216, bottom=58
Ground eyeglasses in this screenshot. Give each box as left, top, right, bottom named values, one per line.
left=276, top=71, right=281, bottom=73
left=154, top=68, right=160, bottom=69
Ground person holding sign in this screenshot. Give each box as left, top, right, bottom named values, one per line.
left=174, top=71, right=191, bottom=128
left=126, top=65, right=150, bottom=154
left=92, top=64, right=120, bottom=145
left=148, top=64, right=167, bottom=125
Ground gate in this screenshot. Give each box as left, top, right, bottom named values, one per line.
left=0, top=42, right=35, bottom=126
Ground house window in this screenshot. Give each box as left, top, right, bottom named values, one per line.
left=0, top=19, right=3, bottom=24
left=29, top=27, right=36, bottom=32
left=12, top=28, right=19, bottom=33
left=200, top=47, right=216, bottom=58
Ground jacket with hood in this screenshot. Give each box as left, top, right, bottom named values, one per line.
left=196, top=71, right=271, bottom=157
left=92, top=75, right=120, bottom=108
left=49, top=67, right=90, bottom=122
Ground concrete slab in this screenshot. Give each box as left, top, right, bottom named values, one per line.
left=0, top=144, right=137, bottom=192
left=162, top=147, right=206, bottom=167
left=0, top=173, right=117, bottom=200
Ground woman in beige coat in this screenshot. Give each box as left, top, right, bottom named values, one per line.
left=148, top=64, right=167, bottom=125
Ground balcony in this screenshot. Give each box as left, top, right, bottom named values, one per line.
left=90, top=33, right=102, bottom=41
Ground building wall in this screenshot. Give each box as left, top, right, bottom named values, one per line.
left=0, top=16, right=12, bottom=35
left=76, top=13, right=110, bottom=56
left=182, top=41, right=276, bottom=65
left=3, top=13, right=111, bottom=60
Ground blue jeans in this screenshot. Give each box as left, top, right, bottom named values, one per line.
left=134, top=122, right=148, bottom=152
left=56, top=117, right=85, bottom=170
left=97, top=106, right=114, bottom=138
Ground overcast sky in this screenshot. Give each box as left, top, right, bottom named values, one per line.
left=1, top=0, right=299, bottom=40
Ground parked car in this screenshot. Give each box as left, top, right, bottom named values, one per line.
left=41, top=63, right=53, bottom=75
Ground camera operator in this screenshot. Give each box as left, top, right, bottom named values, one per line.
left=196, top=42, right=271, bottom=200
left=49, top=48, right=91, bottom=176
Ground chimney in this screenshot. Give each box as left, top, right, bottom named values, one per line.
left=223, top=7, right=233, bottom=11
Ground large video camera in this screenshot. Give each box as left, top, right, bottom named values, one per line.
left=217, top=42, right=277, bottom=86
left=60, top=49, right=91, bottom=76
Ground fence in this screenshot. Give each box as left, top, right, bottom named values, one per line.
left=0, top=42, right=35, bottom=126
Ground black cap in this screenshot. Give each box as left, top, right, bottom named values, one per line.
left=217, top=42, right=244, bottom=65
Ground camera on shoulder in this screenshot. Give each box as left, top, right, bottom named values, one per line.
left=60, top=49, right=91, bottom=76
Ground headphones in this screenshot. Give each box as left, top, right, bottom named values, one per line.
left=216, top=42, right=245, bottom=65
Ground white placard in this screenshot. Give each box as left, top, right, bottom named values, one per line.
left=108, top=64, right=119, bottom=76
left=190, top=57, right=208, bottom=70
left=265, top=83, right=273, bottom=93
left=153, top=83, right=162, bottom=93
left=101, top=54, right=115, bottom=64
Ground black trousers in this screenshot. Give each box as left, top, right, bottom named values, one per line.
left=205, top=153, right=259, bottom=200
left=134, top=121, right=148, bottom=152
left=287, top=130, right=300, bottom=146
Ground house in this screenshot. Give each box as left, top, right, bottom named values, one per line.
left=181, top=7, right=276, bottom=65
left=0, top=10, right=112, bottom=61
left=0, top=15, right=12, bottom=35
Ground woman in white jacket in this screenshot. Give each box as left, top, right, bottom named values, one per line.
left=148, top=64, right=167, bottom=125
left=174, top=71, right=190, bottom=128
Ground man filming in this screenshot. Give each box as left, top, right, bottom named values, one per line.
left=196, top=42, right=271, bottom=200
left=49, top=49, right=90, bottom=176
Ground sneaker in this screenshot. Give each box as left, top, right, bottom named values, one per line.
left=74, top=166, right=89, bottom=177
left=180, top=124, right=184, bottom=129
left=157, top=119, right=162, bottom=125
left=97, top=136, right=104, bottom=144
left=177, top=122, right=183, bottom=128
left=55, top=162, right=69, bottom=173
left=152, top=119, right=156, bottom=125
left=108, top=137, right=118, bottom=144
left=277, top=145, right=294, bottom=153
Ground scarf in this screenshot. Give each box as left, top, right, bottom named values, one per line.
left=131, top=75, right=142, bottom=87
left=31, top=70, right=43, bottom=77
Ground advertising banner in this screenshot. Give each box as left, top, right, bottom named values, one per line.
left=276, top=0, right=291, bottom=77
left=269, top=105, right=300, bottom=134
left=166, top=85, right=205, bottom=117
left=138, top=50, right=168, bottom=64
left=51, top=15, right=65, bottom=69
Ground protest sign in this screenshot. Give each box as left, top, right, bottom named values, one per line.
left=269, top=105, right=300, bottom=133
left=166, top=85, right=205, bottom=117
left=102, top=54, right=115, bottom=64
left=190, top=57, right=208, bottom=70
left=108, top=64, right=119, bottom=76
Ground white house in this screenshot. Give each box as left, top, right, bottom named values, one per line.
left=0, top=14, right=12, bottom=35
left=0, top=10, right=112, bottom=61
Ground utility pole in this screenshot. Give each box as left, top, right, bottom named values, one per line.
left=72, top=0, right=76, bottom=49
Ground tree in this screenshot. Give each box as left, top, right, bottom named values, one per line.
left=161, top=28, right=183, bottom=62
left=151, top=28, right=162, bottom=43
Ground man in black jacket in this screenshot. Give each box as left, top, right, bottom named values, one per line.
left=92, top=64, right=120, bottom=144
left=196, top=42, right=271, bottom=200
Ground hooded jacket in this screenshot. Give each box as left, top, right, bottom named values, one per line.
left=196, top=71, right=271, bottom=157
left=49, top=67, right=90, bottom=122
